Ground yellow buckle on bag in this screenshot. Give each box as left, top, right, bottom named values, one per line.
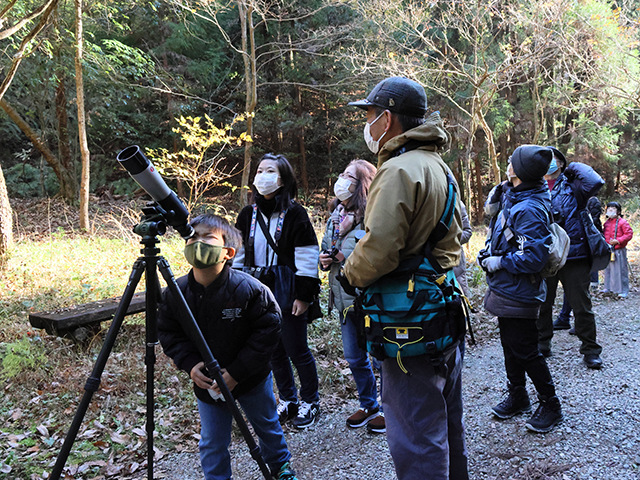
left=365, top=315, right=371, bottom=329
left=395, top=328, right=409, bottom=340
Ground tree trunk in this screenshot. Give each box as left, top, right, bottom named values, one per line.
left=473, top=149, right=483, bottom=224
left=324, top=93, right=332, bottom=206
left=75, top=0, right=90, bottom=229
left=294, top=85, right=308, bottom=193
left=478, top=113, right=499, bottom=185
left=238, top=0, right=257, bottom=206
left=0, top=165, right=13, bottom=269
left=55, top=74, right=77, bottom=202
left=463, top=111, right=477, bottom=224
left=0, top=98, right=76, bottom=201
left=0, top=0, right=60, bottom=100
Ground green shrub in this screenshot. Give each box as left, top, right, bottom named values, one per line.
left=4, top=163, right=60, bottom=198
left=0, top=336, right=47, bottom=379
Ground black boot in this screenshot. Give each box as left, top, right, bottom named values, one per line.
left=492, top=384, right=531, bottom=419
left=526, top=394, right=563, bottom=433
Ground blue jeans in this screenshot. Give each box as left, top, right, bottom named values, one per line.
left=197, top=374, right=291, bottom=480
left=339, top=308, right=381, bottom=411
left=271, top=310, right=319, bottom=404
left=382, top=347, right=468, bottom=480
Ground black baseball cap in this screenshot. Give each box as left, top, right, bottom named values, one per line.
left=349, top=77, right=427, bottom=118
left=547, top=146, right=567, bottom=170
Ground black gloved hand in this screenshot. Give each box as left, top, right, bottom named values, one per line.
left=489, top=181, right=506, bottom=204
left=336, top=270, right=358, bottom=297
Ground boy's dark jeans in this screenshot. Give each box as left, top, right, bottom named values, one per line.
left=271, top=310, right=320, bottom=404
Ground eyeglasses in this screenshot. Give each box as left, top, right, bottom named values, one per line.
left=339, top=172, right=358, bottom=182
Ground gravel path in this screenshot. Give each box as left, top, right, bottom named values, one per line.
left=149, top=291, right=640, bottom=480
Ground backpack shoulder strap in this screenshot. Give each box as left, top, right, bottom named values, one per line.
left=422, top=173, right=458, bottom=273
left=394, top=172, right=458, bottom=275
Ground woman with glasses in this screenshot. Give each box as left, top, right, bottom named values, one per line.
left=319, top=159, right=385, bottom=433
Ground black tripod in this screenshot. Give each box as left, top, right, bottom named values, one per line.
left=50, top=206, right=271, bottom=480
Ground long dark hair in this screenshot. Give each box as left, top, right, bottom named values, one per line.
left=252, top=153, right=298, bottom=212
left=342, top=159, right=377, bottom=222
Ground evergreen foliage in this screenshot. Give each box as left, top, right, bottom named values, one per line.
left=1, top=0, right=640, bottom=218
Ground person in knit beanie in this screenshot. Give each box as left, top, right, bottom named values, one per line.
left=479, top=144, right=563, bottom=434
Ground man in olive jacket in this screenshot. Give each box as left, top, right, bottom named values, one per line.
left=344, top=77, right=467, bottom=480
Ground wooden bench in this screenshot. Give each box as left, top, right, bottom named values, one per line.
left=28, top=292, right=147, bottom=341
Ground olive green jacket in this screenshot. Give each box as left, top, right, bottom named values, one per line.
left=344, top=113, right=462, bottom=288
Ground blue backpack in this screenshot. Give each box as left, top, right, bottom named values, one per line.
left=358, top=173, right=469, bottom=374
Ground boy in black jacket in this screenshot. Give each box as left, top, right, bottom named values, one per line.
left=158, top=214, right=298, bottom=480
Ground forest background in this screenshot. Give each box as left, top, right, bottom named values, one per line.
left=1, top=0, right=640, bottom=479
left=2, top=0, right=640, bottom=232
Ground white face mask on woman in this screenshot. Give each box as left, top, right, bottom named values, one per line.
left=363, top=112, right=386, bottom=154
left=253, top=172, right=281, bottom=196
left=334, top=176, right=354, bottom=201
left=606, top=208, right=617, bottom=218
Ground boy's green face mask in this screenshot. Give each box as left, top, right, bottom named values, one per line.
left=184, top=242, right=227, bottom=269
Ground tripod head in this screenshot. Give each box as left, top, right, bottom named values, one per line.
left=134, top=204, right=168, bottom=239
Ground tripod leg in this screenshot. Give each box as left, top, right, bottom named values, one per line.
left=144, top=255, right=161, bottom=480
left=466, top=314, right=476, bottom=345
left=50, top=259, right=146, bottom=480
left=157, top=259, right=272, bottom=480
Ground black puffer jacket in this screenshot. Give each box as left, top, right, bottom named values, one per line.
left=550, top=162, right=604, bottom=261
left=158, top=265, right=281, bottom=404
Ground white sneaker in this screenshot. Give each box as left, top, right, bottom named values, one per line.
left=292, top=401, right=319, bottom=429
left=276, top=400, right=298, bottom=424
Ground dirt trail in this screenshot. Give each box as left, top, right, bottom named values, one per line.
left=146, top=290, right=640, bottom=480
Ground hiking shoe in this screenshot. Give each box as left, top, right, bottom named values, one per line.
left=584, top=354, right=603, bottom=369
left=346, top=407, right=379, bottom=428
left=553, top=318, right=571, bottom=330
left=366, top=413, right=386, bottom=434
left=526, top=395, right=563, bottom=433
left=292, top=402, right=319, bottom=429
left=539, top=347, right=552, bottom=358
left=276, top=400, right=298, bottom=424
left=274, top=461, right=298, bottom=480
left=492, top=385, right=531, bottom=419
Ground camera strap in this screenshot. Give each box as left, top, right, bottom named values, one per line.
left=252, top=206, right=296, bottom=271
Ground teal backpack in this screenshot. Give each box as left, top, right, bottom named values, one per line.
left=358, top=173, right=469, bottom=374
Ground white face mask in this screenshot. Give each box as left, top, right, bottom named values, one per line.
left=253, top=172, right=281, bottom=196
left=363, top=112, right=386, bottom=154
left=506, top=163, right=517, bottom=182
left=606, top=208, right=617, bottom=218
left=334, top=176, right=354, bottom=202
